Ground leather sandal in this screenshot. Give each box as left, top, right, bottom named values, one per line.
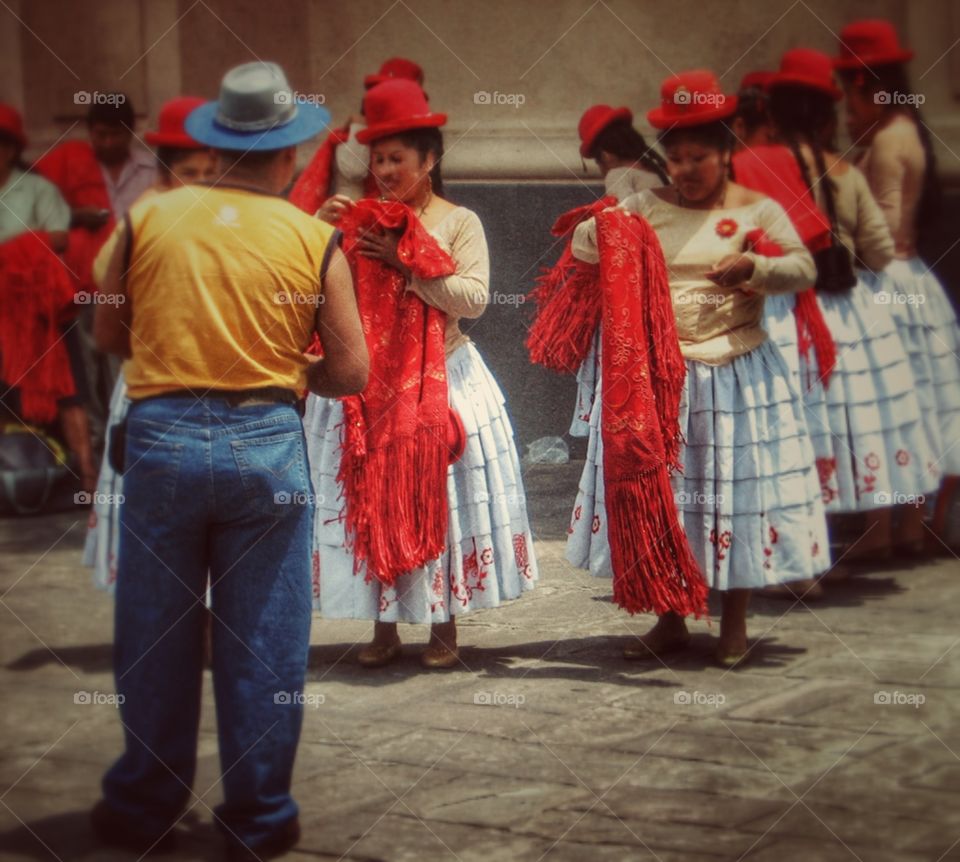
left=357, top=640, right=401, bottom=668
left=421, top=643, right=459, bottom=669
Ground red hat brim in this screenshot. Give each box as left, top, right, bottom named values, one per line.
left=363, top=73, right=387, bottom=89
left=356, top=113, right=447, bottom=145
left=769, top=74, right=842, bottom=101
left=144, top=130, right=207, bottom=149
left=646, top=97, right=737, bottom=130
left=579, top=106, right=632, bottom=158
left=834, top=48, right=914, bottom=70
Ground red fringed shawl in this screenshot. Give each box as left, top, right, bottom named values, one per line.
left=528, top=205, right=707, bottom=617
left=732, top=145, right=838, bottom=387
left=337, top=199, right=458, bottom=585
left=525, top=197, right=613, bottom=373
left=0, top=232, right=77, bottom=422
left=595, top=210, right=708, bottom=617
left=288, top=126, right=377, bottom=215
left=33, top=141, right=114, bottom=295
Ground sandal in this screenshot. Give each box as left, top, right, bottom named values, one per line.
left=421, top=644, right=460, bottom=669
left=357, top=640, right=401, bottom=668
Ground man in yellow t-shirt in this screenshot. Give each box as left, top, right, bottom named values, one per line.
left=89, top=62, right=367, bottom=861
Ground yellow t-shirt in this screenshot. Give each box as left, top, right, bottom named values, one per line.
left=121, top=185, right=336, bottom=399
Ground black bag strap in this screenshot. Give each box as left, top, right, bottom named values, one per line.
left=122, top=213, right=134, bottom=275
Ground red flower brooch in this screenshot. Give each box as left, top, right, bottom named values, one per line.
left=715, top=218, right=738, bottom=238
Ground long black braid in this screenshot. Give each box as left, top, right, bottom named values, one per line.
left=768, top=84, right=842, bottom=226
left=590, top=118, right=670, bottom=185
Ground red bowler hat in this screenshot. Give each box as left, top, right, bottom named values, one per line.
left=738, top=71, right=774, bottom=92
left=770, top=48, right=842, bottom=101
left=578, top=104, right=632, bottom=158
left=145, top=97, right=208, bottom=148
left=834, top=19, right=914, bottom=70
left=647, top=70, right=737, bottom=129
left=356, top=79, right=446, bottom=145
left=363, top=57, right=424, bottom=90
left=0, top=103, right=26, bottom=149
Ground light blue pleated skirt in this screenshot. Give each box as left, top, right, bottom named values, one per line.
left=873, top=258, right=960, bottom=476
left=304, top=341, right=538, bottom=623
left=566, top=338, right=831, bottom=590
left=798, top=276, right=940, bottom=512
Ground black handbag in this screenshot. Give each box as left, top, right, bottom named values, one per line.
left=812, top=244, right=857, bottom=294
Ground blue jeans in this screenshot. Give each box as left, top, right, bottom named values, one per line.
left=103, top=396, right=314, bottom=847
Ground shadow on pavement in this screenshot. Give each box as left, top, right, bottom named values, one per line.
left=305, top=633, right=806, bottom=686
left=0, top=809, right=221, bottom=861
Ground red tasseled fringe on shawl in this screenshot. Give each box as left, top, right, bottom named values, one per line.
left=0, top=232, right=77, bottom=422
left=33, top=141, right=114, bottom=296
left=528, top=203, right=707, bottom=617
left=733, top=145, right=838, bottom=387
left=336, top=199, right=457, bottom=586
left=525, top=197, right=613, bottom=373
left=288, top=126, right=378, bottom=215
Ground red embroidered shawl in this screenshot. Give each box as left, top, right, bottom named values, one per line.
left=336, top=199, right=458, bottom=585
left=529, top=206, right=707, bottom=617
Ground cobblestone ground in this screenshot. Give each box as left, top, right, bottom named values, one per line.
left=1, top=463, right=958, bottom=861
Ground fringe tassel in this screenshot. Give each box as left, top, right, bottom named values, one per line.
left=606, top=467, right=709, bottom=617
left=338, top=425, right=449, bottom=586
left=794, top=288, right=837, bottom=388
left=526, top=250, right=601, bottom=373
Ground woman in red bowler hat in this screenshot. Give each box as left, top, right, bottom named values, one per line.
left=565, top=105, right=670, bottom=438
left=764, top=47, right=938, bottom=575
left=568, top=105, right=669, bottom=435
left=566, top=70, right=829, bottom=666
left=731, top=71, right=776, bottom=149
left=289, top=57, right=424, bottom=221
left=834, top=19, right=960, bottom=543
left=303, top=79, right=538, bottom=669
left=579, top=104, right=668, bottom=199
left=83, top=96, right=217, bottom=593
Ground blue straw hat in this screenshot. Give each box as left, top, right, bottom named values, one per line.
left=185, top=61, right=330, bottom=151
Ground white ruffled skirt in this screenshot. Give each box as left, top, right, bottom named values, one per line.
left=873, top=258, right=960, bottom=476
left=304, top=341, right=538, bottom=623
left=82, top=372, right=129, bottom=591
left=566, top=338, right=831, bottom=591
left=798, top=277, right=940, bottom=512
left=569, top=331, right=599, bottom=438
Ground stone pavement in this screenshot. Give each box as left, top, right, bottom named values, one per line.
left=1, top=462, right=959, bottom=862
